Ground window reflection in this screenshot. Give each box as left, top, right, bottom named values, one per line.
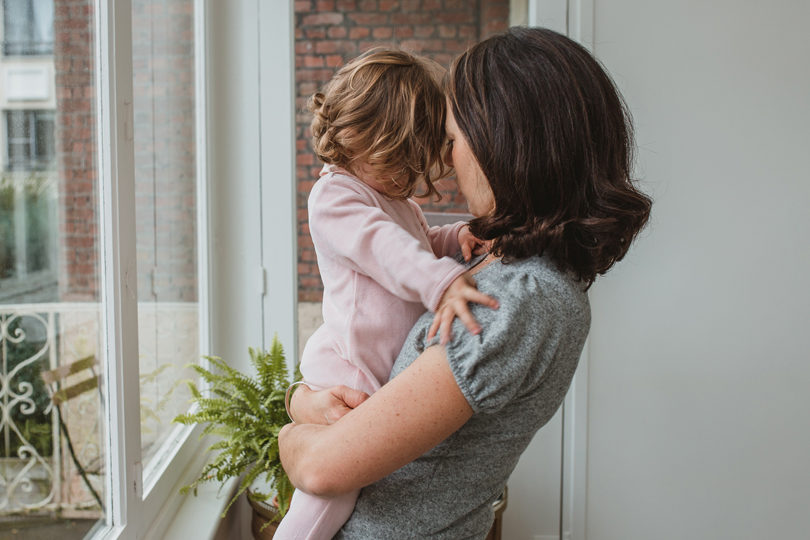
left=0, top=0, right=103, bottom=537
left=3, top=0, right=55, bottom=56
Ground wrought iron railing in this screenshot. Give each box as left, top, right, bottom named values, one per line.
left=0, top=302, right=198, bottom=515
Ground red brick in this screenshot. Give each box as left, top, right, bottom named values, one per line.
left=295, top=1, right=312, bottom=12
left=328, top=26, right=348, bottom=38
left=392, top=26, right=414, bottom=38
left=379, top=0, right=399, bottom=10
left=315, top=40, right=357, bottom=54
left=306, top=28, right=327, bottom=38
left=414, top=25, right=435, bottom=38
left=435, top=12, right=473, bottom=23
left=372, top=27, right=394, bottom=39
left=303, top=55, right=325, bottom=67
left=325, top=55, right=344, bottom=67
left=349, top=27, right=371, bottom=39
left=438, top=24, right=457, bottom=38
left=316, top=1, right=335, bottom=10
left=301, top=12, right=344, bottom=26
left=458, top=24, right=476, bottom=38
left=391, top=13, right=433, bottom=24
left=485, top=5, right=509, bottom=19
left=348, top=13, right=387, bottom=25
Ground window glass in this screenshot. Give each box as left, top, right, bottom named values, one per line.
left=6, top=110, right=55, bottom=170
left=131, top=0, right=199, bottom=473
left=3, top=0, right=55, bottom=56
left=0, top=0, right=104, bottom=536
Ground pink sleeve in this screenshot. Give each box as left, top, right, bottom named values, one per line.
left=310, top=179, right=466, bottom=312
left=409, top=201, right=466, bottom=258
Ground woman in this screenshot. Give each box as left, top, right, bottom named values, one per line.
left=279, top=27, right=652, bottom=539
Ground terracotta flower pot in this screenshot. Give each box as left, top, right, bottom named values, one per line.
left=247, top=490, right=281, bottom=540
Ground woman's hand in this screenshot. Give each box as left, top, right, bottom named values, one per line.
left=429, top=272, right=499, bottom=345
left=458, top=225, right=487, bottom=261
left=290, top=384, right=370, bottom=425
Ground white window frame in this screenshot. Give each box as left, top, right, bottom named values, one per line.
left=92, top=0, right=214, bottom=538
left=90, top=0, right=297, bottom=538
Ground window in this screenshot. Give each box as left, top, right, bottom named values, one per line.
left=6, top=109, right=55, bottom=171
left=0, top=0, right=214, bottom=538
left=3, top=0, right=54, bottom=56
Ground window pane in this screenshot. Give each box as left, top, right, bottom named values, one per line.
left=132, top=0, right=199, bottom=473
left=3, top=0, right=55, bottom=56
left=0, top=0, right=104, bottom=536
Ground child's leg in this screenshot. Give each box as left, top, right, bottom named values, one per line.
left=274, top=487, right=360, bottom=540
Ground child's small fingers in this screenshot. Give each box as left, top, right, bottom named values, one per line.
left=461, top=242, right=472, bottom=261
left=456, top=305, right=481, bottom=336
left=466, top=289, right=499, bottom=309
left=440, top=310, right=454, bottom=345
left=428, top=312, right=441, bottom=341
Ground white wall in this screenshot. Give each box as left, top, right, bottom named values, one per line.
left=209, top=0, right=296, bottom=374
left=585, top=1, right=810, bottom=538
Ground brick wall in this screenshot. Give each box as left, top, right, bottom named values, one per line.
left=55, top=0, right=97, bottom=301
left=295, top=0, right=511, bottom=302
left=55, top=0, right=197, bottom=303
left=132, top=0, right=197, bottom=303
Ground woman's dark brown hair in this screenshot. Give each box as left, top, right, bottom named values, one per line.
left=447, top=27, right=652, bottom=284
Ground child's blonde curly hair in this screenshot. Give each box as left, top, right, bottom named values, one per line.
left=308, top=47, right=448, bottom=200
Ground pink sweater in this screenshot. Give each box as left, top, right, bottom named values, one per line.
left=301, top=165, right=466, bottom=394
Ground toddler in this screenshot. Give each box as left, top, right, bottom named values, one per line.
left=275, top=48, right=497, bottom=540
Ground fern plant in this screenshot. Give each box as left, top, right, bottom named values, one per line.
left=173, top=334, right=300, bottom=519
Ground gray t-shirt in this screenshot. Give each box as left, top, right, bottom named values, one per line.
left=334, top=255, right=591, bottom=540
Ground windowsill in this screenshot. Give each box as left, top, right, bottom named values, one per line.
left=154, top=475, right=238, bottom=540
left=139, top=432, right=240, bottom=540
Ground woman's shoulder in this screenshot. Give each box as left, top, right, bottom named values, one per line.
left=431, top=255, right=589, bottom=414
left=482, top=255, right=590, bottom=318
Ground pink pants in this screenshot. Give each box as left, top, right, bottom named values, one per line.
left=273, top=486, right=359, bottom=540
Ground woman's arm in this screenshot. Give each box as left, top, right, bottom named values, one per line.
left=279, top=345, right=473, bottom=498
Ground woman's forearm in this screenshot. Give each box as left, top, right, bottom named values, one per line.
left=279, top=345, right=473, bottom=498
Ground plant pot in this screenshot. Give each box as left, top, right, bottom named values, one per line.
left=247, top=490, right=281, bottom=540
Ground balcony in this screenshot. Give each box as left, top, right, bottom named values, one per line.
left=0, top=301, right=197, bottom=516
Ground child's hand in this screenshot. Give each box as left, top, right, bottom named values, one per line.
left=290, top=384, right=370, bottom=425
left=428, top=272, right=499, bottom=345
left=458, top=225, right=487, bottom=262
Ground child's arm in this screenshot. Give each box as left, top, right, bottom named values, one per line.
left=310, top=178, right=494, bottom=316
left=410, top=201, right=465, bottom=258
left=410, top=202, right=486, bottom=261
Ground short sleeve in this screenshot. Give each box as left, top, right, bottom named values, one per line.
left=434, top=272, right=571, bottom=414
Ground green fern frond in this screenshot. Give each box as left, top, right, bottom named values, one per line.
left=174, top=335, right=297, bottom=520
